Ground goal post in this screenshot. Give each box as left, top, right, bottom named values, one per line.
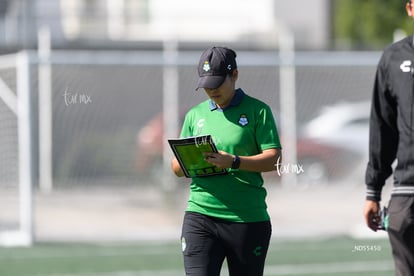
left=0, top=51, right=34, bottom=247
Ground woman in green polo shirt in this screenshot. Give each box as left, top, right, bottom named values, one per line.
left=172, top=46, right=282, bottom=276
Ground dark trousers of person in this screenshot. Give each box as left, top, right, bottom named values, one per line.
left=388, top=196, right=414, bottom=276
left=181, top=211, right=272, bottom=276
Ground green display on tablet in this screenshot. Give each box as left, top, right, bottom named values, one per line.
left=168, top=135, right=227, bottom=178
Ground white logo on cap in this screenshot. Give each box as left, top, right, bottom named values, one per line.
left=227, top=64, right=232, bottom=70
left=203, top=61, right=211, bottom=72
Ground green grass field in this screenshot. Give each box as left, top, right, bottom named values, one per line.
left=0, top=236, right=393, bottom=276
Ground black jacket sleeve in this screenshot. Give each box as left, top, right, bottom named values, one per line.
left=365, top=54, right=399, bottom=201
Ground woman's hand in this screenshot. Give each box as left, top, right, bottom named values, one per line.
left=203, top=148, right=281, bottom=172
left=171, top=157, right=185, bottom=177
left=203, top=151, right=234, bottom=169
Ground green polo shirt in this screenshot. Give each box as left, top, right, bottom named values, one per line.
left=180, top=89, right=281, bottom=222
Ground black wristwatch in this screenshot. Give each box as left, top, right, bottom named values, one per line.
left=231, top=155, right=241, bottom=169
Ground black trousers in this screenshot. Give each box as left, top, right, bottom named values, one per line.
left=388, top=196, right=414, bottom=276
left=181, top=211, right=272, bottom=276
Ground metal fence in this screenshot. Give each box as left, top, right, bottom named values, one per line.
left=40, top=50, right=381, bottom=187
left=0, top=49, right=383, bottom=242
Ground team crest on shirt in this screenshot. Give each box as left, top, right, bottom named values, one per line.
left=238, top=114, right=249, bottom=126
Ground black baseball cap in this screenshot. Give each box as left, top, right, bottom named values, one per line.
left=196, top=47, right=237, bottom=90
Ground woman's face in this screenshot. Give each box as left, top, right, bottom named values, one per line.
left=203, top=70, right=238, bottom=108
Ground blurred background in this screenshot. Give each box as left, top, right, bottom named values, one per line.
left=0, top=0, right=407, bottom=256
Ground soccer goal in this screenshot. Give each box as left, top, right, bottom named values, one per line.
left=0, top=51, right=34, bottom=247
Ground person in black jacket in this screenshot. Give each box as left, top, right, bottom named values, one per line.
left=364, top=1, right=414, bottom=275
